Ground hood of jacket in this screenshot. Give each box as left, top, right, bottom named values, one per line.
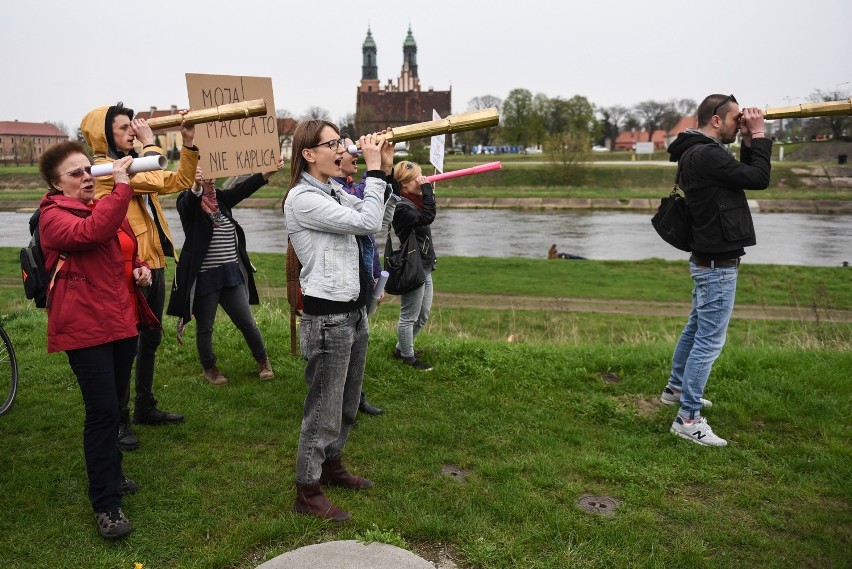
left=80, top=105, right=137, bottom=160
left=667, top=129, right=721, bottom=162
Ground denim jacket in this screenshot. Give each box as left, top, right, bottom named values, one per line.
left=284, top=171, right=386, bottom=303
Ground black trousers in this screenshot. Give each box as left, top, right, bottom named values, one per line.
left=67, top=336, right=137, bottom=512
left=119, top=268, right=165, bottom=420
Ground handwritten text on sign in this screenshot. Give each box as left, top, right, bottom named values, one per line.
left=185, top=73, right=280, bottom=178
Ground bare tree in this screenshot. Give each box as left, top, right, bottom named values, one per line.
left=807, top=88, right=851, bottom=140
left=337, top=113, right=356, bottom=138
left=276, top=108, right=294, bottom=119
left=672, top=98, right=697, bottom=117
left=467, top=95, right=503, bottom=146
left=48, top=121, right=70, bottom=136
left=598, top=105, right=630, bottom=149
left=301, top=106, right=331, bottom=121
left=633, top=100, right=678, bottom=136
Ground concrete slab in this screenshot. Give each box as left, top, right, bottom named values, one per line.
left=814, top=200, right=852, bottom=214
left=256, top=540, right=434, bottom=569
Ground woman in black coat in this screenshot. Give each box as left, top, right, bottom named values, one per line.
left=167, top=161, right=282, bottom=385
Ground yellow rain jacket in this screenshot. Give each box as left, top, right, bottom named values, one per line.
left=81, top=105, right=199, bottom=268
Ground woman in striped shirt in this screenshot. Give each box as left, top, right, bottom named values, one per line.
left=167, top=162, right=282, bottom=385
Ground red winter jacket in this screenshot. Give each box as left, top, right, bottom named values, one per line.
left=39, top=183, right=152, bottom=353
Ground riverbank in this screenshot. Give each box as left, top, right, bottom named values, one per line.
left=4, top=196, right=852, bottom=214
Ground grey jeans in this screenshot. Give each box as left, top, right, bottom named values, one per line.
left=395, top=272, right=433, bottom=358
left=296, top=308, right=369, bottom=485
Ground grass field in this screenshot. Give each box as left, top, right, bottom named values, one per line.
left=0, top=252, right=849, bottom=568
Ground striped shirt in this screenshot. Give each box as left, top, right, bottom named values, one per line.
left=200, top=213, right=239, bottom=271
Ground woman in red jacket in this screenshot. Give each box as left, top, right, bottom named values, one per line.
left=38, top=141, right=156, bottom=539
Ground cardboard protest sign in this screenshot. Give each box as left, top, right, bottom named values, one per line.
left=185, top=73, right=280, bottom=178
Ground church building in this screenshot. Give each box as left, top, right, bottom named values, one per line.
left=355, top=26, right=452, bottom=139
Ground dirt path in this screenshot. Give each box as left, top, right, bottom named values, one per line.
left=412, top=292, right=852, bottom=322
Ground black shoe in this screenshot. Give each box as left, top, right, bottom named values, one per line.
left=118, top=423, right=139, bottom=451
left=94, top=508, right=132, bottom=539
left=134, top=407, right=185, bottom=425
left=119, top=476, right=138, bottom=496
left=359, top=394, right=384, bottom=416
left=405, top=358, right=433, bottom=371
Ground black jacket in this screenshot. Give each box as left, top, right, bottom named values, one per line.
left=391, top=183, right=437, bottom=271
left=668, top=130, right=772, bottom=256
left=166, top=174, right=268, bottom=320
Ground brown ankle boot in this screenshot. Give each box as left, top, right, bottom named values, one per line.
left=293, top=482, right=351, bottom=522
left=320, top=458, right=374, bottom=490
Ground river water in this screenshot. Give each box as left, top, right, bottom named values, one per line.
left=3, top=208, right=850, bottom=267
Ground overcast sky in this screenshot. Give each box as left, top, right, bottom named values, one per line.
left=2, top=0, right=850, bottom=134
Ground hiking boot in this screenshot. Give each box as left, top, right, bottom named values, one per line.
left=118, top=476, right=138, bottom=496
left=660, top=386, right=713, bottom=408
left=118, top=423, right=139, bottom=451
left=257, top=359, right=274, bottom=381
left=670, top=416, right=728, bottom=447
left=359, top=392, right=383, bottom=416
left=320, top=458, right=374, bottom=490
left=94, top=508, right=132, bottom=539
left=404, top=358, right=433, bottom=371
left=293, top=482, right=351, bottom=522
left=134, top=406, right=185, bottom=425
left=202, top=366, right=228, bottom=386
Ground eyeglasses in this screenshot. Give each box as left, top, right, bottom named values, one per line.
left=61, top=166, right=93, bottom=178
left=312, top=138, right=346, bottom=151
left=712, top=94, right=738, bottom=117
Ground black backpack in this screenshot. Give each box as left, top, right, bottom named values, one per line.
left=651, top=145, right=703, bottom=252
left=20, top=210, right=66, bottom=308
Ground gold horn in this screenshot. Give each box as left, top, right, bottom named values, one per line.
left=355, top=108, right=500, bottom=147
left=146, top=99, right=268, bottom=130
left=764, top=98, right=852, bottom=119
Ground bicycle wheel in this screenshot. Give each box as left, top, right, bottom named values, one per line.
left=0, top=325, right=19, bottom=416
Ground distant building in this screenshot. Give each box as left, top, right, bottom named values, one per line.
left=614, top=116, right=697, bottom=151
left=277, top=117, right=298, bottom=159
left=0, top=121, right=69, bottom=165
left=355, top=26, right=452, bottom=143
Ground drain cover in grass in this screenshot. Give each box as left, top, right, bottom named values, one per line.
left=576, top=494, right=619, bottom=516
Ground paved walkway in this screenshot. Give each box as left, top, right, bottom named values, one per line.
left=255, top=540, right=438, bottom=569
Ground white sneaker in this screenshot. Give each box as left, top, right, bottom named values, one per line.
left=670, top=416, right=728, bottom=447
left=660, top=386, right=713, bottom=408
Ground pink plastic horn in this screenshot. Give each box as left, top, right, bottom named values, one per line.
left=425, top=161, right=502, bottom=183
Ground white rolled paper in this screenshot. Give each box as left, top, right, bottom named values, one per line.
left=90, top=155, right=168, bottom=178
left=366, top=270, right=390, bottom=315
left=347, top=141, right=409, bottom=155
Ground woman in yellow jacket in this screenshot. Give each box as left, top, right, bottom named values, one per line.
left=80, top=103, right=197, bottom=448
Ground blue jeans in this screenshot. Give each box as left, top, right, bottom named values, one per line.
left=667, top=261, right=738, bottom=419
left=296, top=308, right=369, bottom=485
left=193, top=283, right=267, bottom=370
left=395, top=272, right=433, bottom=358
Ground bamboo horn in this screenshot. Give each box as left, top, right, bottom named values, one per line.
left=354, top=108, right=500, bottom=148
left=146, top=99, right=268, bottom=130
left=764, top=98, right=852, bottom=119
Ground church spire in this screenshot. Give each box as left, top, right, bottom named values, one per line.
left=362, top=26, right=377, bottom=80
left=402, top=25, right=418, bottom=79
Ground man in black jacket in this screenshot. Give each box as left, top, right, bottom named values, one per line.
left=661, top=94, right=772, bottom=447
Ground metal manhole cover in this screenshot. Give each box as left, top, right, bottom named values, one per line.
left=441, top=464, right=471, bottom=482
left=576, top=494, right=619, bottom=516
